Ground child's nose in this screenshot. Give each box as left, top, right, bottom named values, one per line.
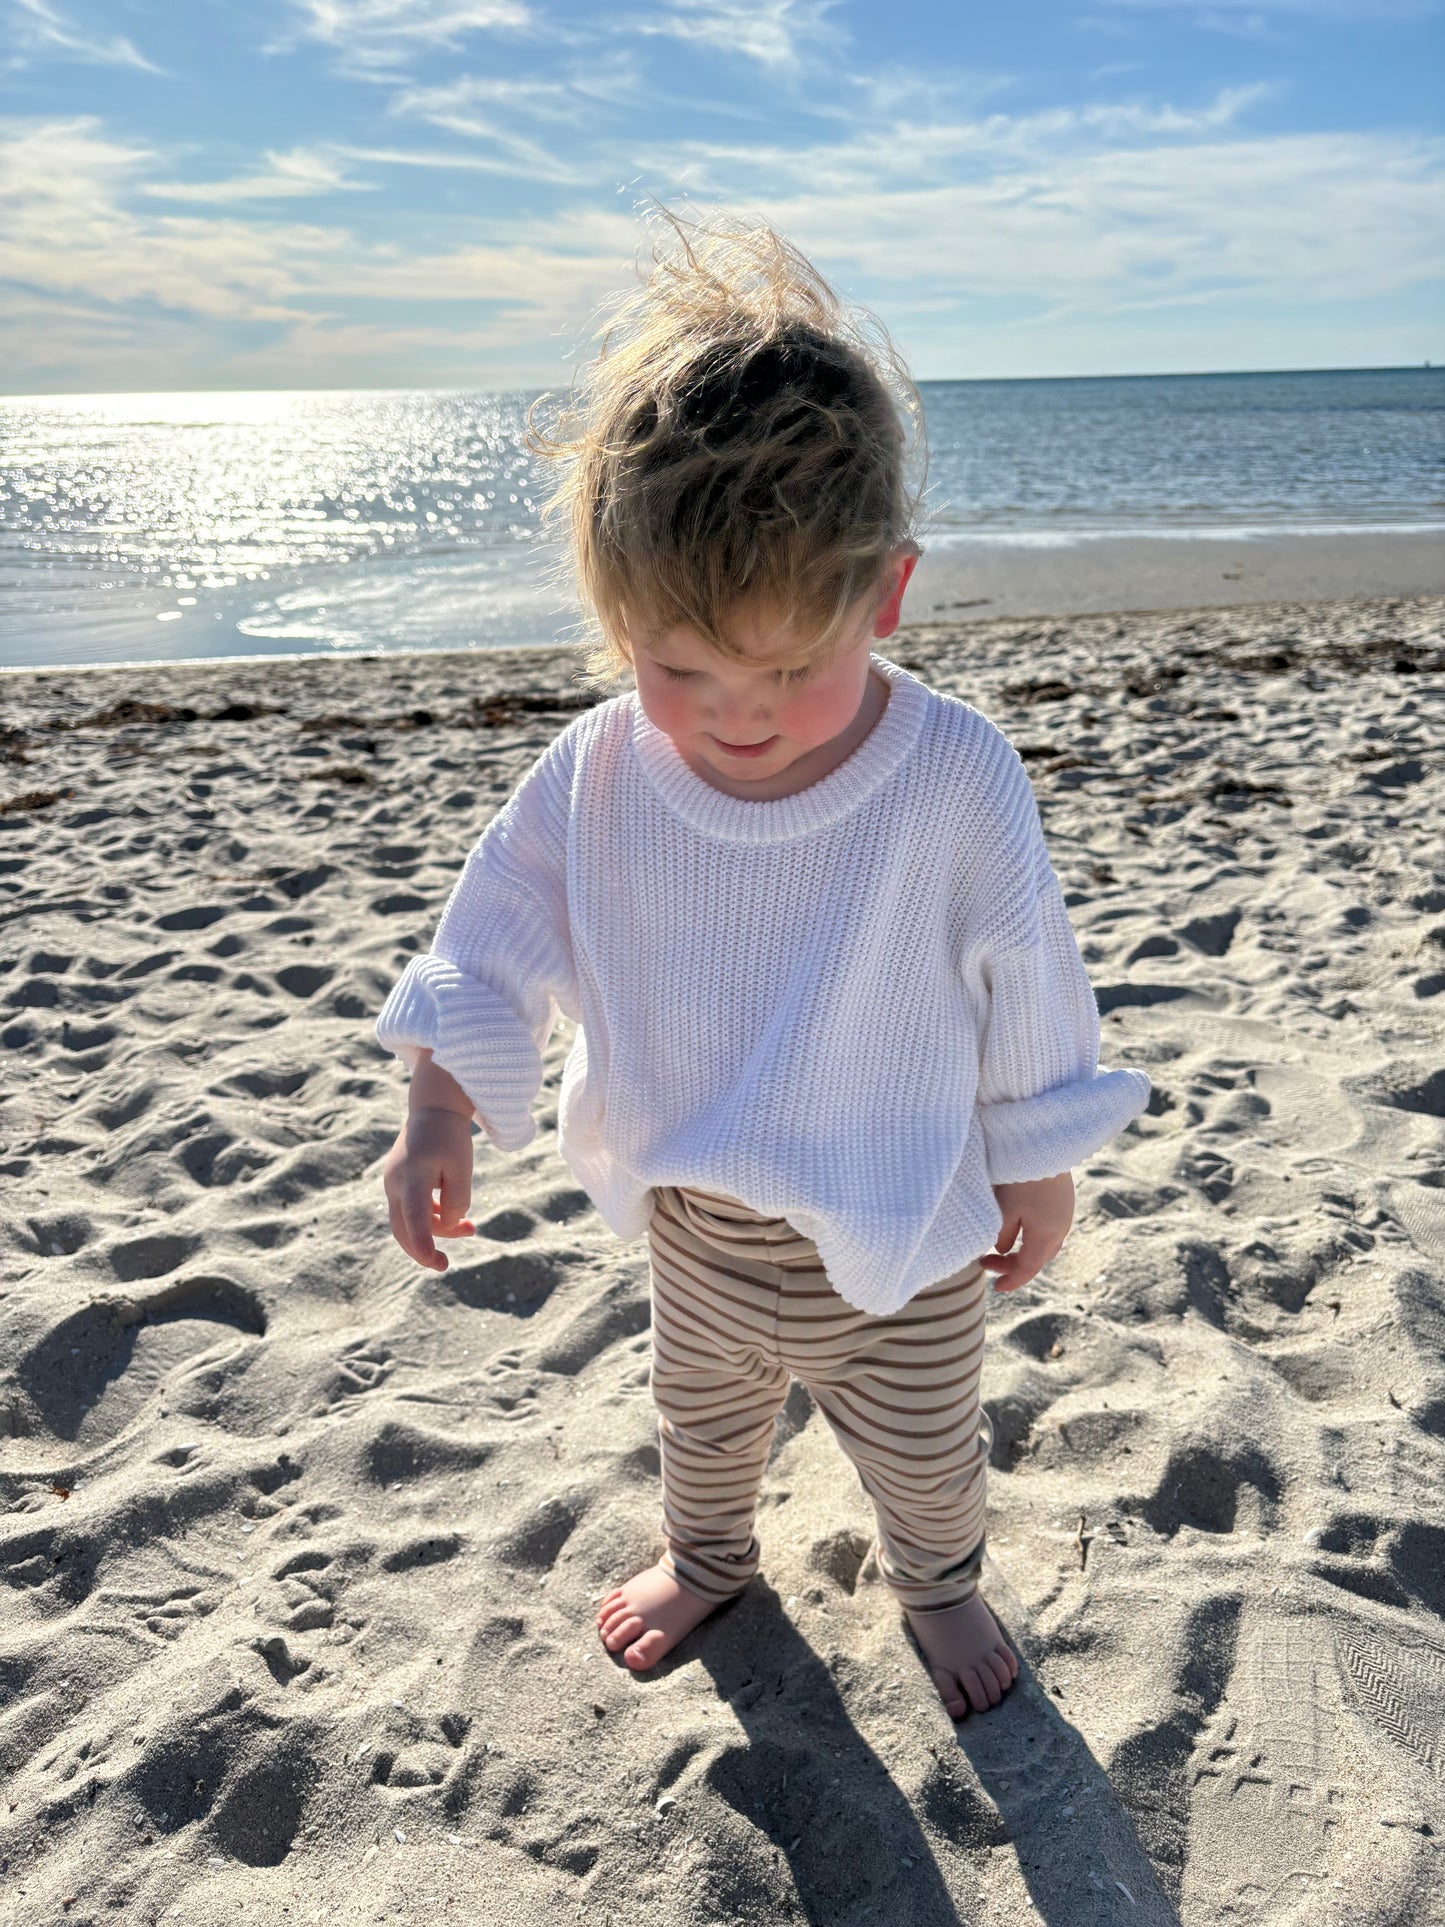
left=710, top=699, right=772, bottom=733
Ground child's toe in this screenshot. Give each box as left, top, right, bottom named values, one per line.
left=624, top=1628, right=668, bottom=1671
left=601, top=1611, right=642, bottom=1650
left=962, top=1667, right=994, bottom=1714
left=929, top=1666, right=969, bottom=1720
left=984, top=1651, right=1014, bottom=1696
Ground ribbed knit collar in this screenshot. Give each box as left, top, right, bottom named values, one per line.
left=627, top=651, right=930, bottom=845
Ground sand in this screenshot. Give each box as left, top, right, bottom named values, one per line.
left=1, top=592, right=1442, bottom=1927
left=905, top=529, right=1445, bottom=625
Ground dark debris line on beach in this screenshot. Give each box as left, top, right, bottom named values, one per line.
left=2, top=592, right=1442, bottom=818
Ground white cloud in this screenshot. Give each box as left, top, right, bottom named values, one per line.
left=622, top=0, right=844, bottom=71
left=287, top=0, right=532, bottom=75
left=384, top=75, right=598, bottom=181
left=332, top=229, right=638, bottom=316
left=746, top=129, right=1445, bottom=310
left=393, top=73, right=580, bottom=129
left=9, top=0, right=160, bottom=72
left=2, top=65, right=1440, bottom=393
left=0, top=117, right=637, bottom=384
left=340, top=140, right=569, bottom=178
left=0, top=119, right=339, bottom=322
left=143, top=147, right=371, bottom=204
left=382, top=56, right=647, bottom=180
left=609, top=83, right=1281, bottom=200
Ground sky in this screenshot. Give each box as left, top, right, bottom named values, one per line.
left=1, top=0, right=1441, bottom=394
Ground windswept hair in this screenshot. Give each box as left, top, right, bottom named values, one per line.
left=527, top=205, right=927, bottom=691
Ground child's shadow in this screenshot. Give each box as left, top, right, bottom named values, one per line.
left=634, top=1576, right=958, bottom=1922
left=944, top=1589, right=1182, bottom=1925
left=621, top=1574, right=1178, bottom=1927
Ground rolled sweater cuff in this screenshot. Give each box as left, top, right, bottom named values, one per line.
left=978, top=1066, right=1151, bottom=1185
left=374, top=954, right=542, bottom=1152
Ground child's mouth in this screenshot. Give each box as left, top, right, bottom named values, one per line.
left=712, top=735, right=778, bottom=757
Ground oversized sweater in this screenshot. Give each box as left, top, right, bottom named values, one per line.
left=373, top=650, right=1151, bottom=1317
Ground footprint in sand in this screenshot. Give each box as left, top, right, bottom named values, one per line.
left=1183, top=1612, right=1357, bottom=1922
left=15, top=1274, right=266, bottom=1448
left=1181, top=1608, right=1445, bottom=1923
left=533, top=1273, right=651, bottom=1376
left=365, top=1706, right=472, bottom=1800
left=494, top=1491, right=591, bottom=1571
left=272, top=1547, right=344, bottom=1633
left=362, top=1416, right=497, bottom=1486
left=427, top=1247, right=567, bottom=1320
left=1130, top=1436, right=1283, bottom=1539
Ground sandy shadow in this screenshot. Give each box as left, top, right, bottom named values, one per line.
left=624, top=1576, right=965, bottom=1924
left=941, top=1581, right=1181, bottom=1927
left=611, top=1571, right=1180, bottom=1926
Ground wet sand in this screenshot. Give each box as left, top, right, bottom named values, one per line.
left=907, top=527, right=1445, bottom=623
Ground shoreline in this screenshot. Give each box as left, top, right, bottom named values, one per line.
left=0, top=584, right=1437, bottom=696
left=5, top=526, right=1444, bottom=675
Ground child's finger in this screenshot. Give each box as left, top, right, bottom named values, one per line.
left=386, top=1195, right=414, bottom=1261
left=1013, top=1226, right=1065, bottom=1288
left=402, top=1181, right=444, bottom=1268
left=438, top=1168, right=472, bottom=1230
left=386, top=1188, right=427, bottom=1264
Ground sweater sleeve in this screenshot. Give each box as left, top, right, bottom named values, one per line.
left=958, top=763, right=1151, bottom=1187
left=373, top=727, right=579, bottom=1152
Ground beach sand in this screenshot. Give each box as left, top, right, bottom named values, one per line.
left=1, top=592, right=1442, bottom=1926
left=906, top=528, right=1445, bottom=624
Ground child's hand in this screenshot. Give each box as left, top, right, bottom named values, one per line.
left=383, top=1107, right=477, bottom=1272
left=980, top=1172, right=1074, bottom=1292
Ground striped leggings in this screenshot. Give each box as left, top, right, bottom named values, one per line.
left=646, top=1184, right=994, bottom=1615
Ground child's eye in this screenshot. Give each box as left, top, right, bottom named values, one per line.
left=655, top=662, right=808, bottom=685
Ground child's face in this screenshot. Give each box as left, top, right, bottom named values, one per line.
left=631, top=550, right=917, bottom=790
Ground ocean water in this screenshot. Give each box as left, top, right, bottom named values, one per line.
left=1, top=368, right=1440, bottom=669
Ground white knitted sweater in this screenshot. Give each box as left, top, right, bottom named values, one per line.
left=374, top=650, right=1150, bottom=1316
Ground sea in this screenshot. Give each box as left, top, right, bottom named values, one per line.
left=1, top=366, right=1440, bottom=670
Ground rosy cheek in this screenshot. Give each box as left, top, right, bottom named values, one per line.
left=784, top=688, right=847, bottom=741
left=640, top=682, right=694, bottom=733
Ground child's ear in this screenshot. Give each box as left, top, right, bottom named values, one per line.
left=872, top=547, right=919, bottom=640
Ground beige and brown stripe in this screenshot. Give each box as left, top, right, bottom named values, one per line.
left=646, top=1182, right=993, bottom=1615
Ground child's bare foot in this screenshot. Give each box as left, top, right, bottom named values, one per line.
left=905, top=1590, right=1019, bottom=1719
left=596, top=1563, right=722, bottom=1670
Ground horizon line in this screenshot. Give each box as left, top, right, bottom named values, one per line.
left=1, top=361, right=1439, bottom=406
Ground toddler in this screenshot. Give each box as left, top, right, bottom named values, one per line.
left=374, top=212, right=1151, bottom=1721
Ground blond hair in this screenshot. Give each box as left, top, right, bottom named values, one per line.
left=527, top=206, right=927, bottom=692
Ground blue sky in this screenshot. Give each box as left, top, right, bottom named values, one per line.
left=2, top=0, right=1441, bottom=393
